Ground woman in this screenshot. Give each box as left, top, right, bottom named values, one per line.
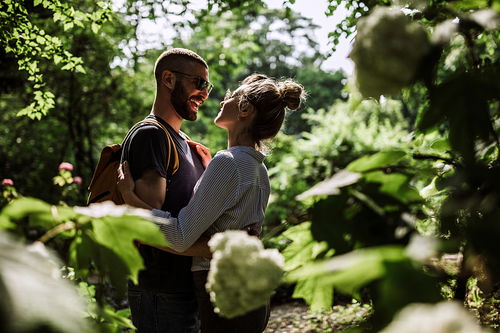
left=118, top=73, right=305, bottom=333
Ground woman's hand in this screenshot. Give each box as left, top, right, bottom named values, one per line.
left=188, top=140, right=212, bottom=169
left=117, top=161, right=135, bottom=195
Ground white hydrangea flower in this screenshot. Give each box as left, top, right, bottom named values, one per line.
left=470, top=9, right=500, bottom=31
left=405, top=234, right=439, bottom=262
left=379, top=301, right=493, bottom=333
left=432, top=19, right=460, bottom=44
left=349, top=6, right=431, bottom=98
left=74, top=201, right=150, bottom=219
left=206, top=231, right=284, bottom=318
left=394, top=0, right=427, bottom=11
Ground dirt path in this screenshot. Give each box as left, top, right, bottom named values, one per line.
left=264, top=301, right=371, bottom=333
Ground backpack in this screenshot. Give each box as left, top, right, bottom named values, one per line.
left=87, top=118, right=179, bottom=205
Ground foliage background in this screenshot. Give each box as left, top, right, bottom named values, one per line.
left=1, top=0, right=499, bottom=332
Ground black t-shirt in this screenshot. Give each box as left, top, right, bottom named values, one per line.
left=121, top=115, right=205, bottom=293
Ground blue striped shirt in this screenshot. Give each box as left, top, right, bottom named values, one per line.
left=152, top=146, right=270, bottom=271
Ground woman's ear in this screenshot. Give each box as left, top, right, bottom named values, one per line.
left=161, top=70, right=176, bottom=89
left=239, top=103, right=255, bottom=119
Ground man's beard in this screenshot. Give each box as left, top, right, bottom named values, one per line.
left=171, top=83, right=197, bottom=121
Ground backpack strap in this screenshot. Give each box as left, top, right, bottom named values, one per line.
left=139, top=118, right=180, bottom=178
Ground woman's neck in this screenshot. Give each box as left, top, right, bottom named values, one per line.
left=227, top=129, right=256, bottom=149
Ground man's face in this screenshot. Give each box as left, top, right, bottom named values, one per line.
left=171, top=64, right=211, bottom=121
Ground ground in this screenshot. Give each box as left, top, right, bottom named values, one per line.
left=264, top=301, right=372, bottom=333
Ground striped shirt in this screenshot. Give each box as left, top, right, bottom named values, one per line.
left=152, top=145, right=270, bottom=271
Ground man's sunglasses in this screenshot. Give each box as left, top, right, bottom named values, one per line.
left=171, top=70, right=214, bottom=93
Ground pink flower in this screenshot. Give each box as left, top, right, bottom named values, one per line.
left=58, top=162, right=74, bottom=171
left=73, top=176, right=82, bottom=184
left=2, top=178, right=14, bottom=186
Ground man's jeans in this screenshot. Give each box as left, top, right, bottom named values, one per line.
left=128, top=287, right=199, bottom=333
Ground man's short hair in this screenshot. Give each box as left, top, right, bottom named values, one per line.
left=154, top=48, right=208, bottom=85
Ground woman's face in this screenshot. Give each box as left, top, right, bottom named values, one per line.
left=214, top=86, right=244, bottom=129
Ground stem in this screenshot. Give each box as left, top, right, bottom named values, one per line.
left=38, top=221, right=76, bottom=243
left=412, top=153, right=460, bottom=167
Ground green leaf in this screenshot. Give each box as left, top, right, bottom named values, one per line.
left=310, top=194, right=353, bottom=253
left=53, top=12, right=63, bottom=22
left=100, top=304, right=135, bottom=329
left=296, top=169, right=361, bottom=200
left=63, top=22, right=74, bottom=31
left=75, top=228, right=131, bottom=297
left=91, top=22, right=100, bottom=34
left=0, top=215, right=15, bottom=230
left=364, top=171, right=422, bottom=203
left=91, top=215, right=168, bottom=285
left=1, top=197, right=55, bottom=228
left=53, top=54, right=63, bottom=64
left=287, top=246, right=407, bottom=295
left=75, top=65, right=86, bottom=73
left=370, top=260, right=441, bottom=329
left=282, top=222, right=331, bottom=272
left=347, top=151, right=406, bottom=173
left=292, top=276, right=334, bottom=312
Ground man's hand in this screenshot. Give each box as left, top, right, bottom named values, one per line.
left=188, top=140, right=212, bottom=169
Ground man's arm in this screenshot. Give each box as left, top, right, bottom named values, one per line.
left=121, top=165, right=211, bottom=256
left=134, top=169, right=166, bottom=209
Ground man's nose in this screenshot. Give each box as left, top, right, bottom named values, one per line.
left=199, top=88, right=209, bottom=99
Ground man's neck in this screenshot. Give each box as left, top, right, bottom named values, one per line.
left=151, top=98, right=182, bottom=132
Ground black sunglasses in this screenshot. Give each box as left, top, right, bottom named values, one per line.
left=171, top=70, right=213, bottom=93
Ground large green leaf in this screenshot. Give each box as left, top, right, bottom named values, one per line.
left=370, top=260, right=442, bottom=330
left=282, top=222, right=331, bottom=272
left=364, top=171, right=422, bottom=203
left=346, top=151, right=406, bottom=173
left=292, top=276, right=334, bottom=312
left=91, top=215, right=168, bottom=285
left=286, top=246, right=407, bottom=295
left=0, top=198, right=78, bottom=230
left=296, top=170, right=361, bottom=200
left=310, top=194, right=353, bottom=253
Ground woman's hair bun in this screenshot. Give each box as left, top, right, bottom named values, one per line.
left=278, top=80, right=305, bottom=110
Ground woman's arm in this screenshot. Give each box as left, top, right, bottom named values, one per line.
left=117, top=162, right=212, bottom=257
left=119, top=154, right=240, bottom=253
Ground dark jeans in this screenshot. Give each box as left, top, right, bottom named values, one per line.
left=128, top=286, right=199, bottom=333
left=193, top=270, right=270, bottom=333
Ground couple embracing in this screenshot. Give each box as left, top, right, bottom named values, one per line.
left=118, top=48, right=304, bottom=333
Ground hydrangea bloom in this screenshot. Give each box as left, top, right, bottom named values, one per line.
left=58, top=162, right=74, bottom=171
left=349, top=6, right=431, bottom=98
left=73, top=176, right=82, bottom=184
left=405, top=234, right=439, bottom=262
left=379, top=301, right=492, bottom=333
left=74, top=201, right=150, bottom=219
left=206, top=230, right=284, bottom=318
left=2, top=178, right=14, bottom=186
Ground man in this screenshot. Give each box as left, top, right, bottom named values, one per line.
left=121, top=48, right=213, bottom=333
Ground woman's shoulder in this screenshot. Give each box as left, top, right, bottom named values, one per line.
left=210, top=150, right=238, bottom=170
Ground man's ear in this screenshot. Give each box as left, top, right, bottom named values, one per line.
left=239, top=103, right=255, bottom=119
left=161, top=70, right=176, bottom=89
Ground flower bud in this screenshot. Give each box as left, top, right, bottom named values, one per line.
left=58, top=162, right=74, bottom=171
left=2, top=178, right=14, bottom=186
